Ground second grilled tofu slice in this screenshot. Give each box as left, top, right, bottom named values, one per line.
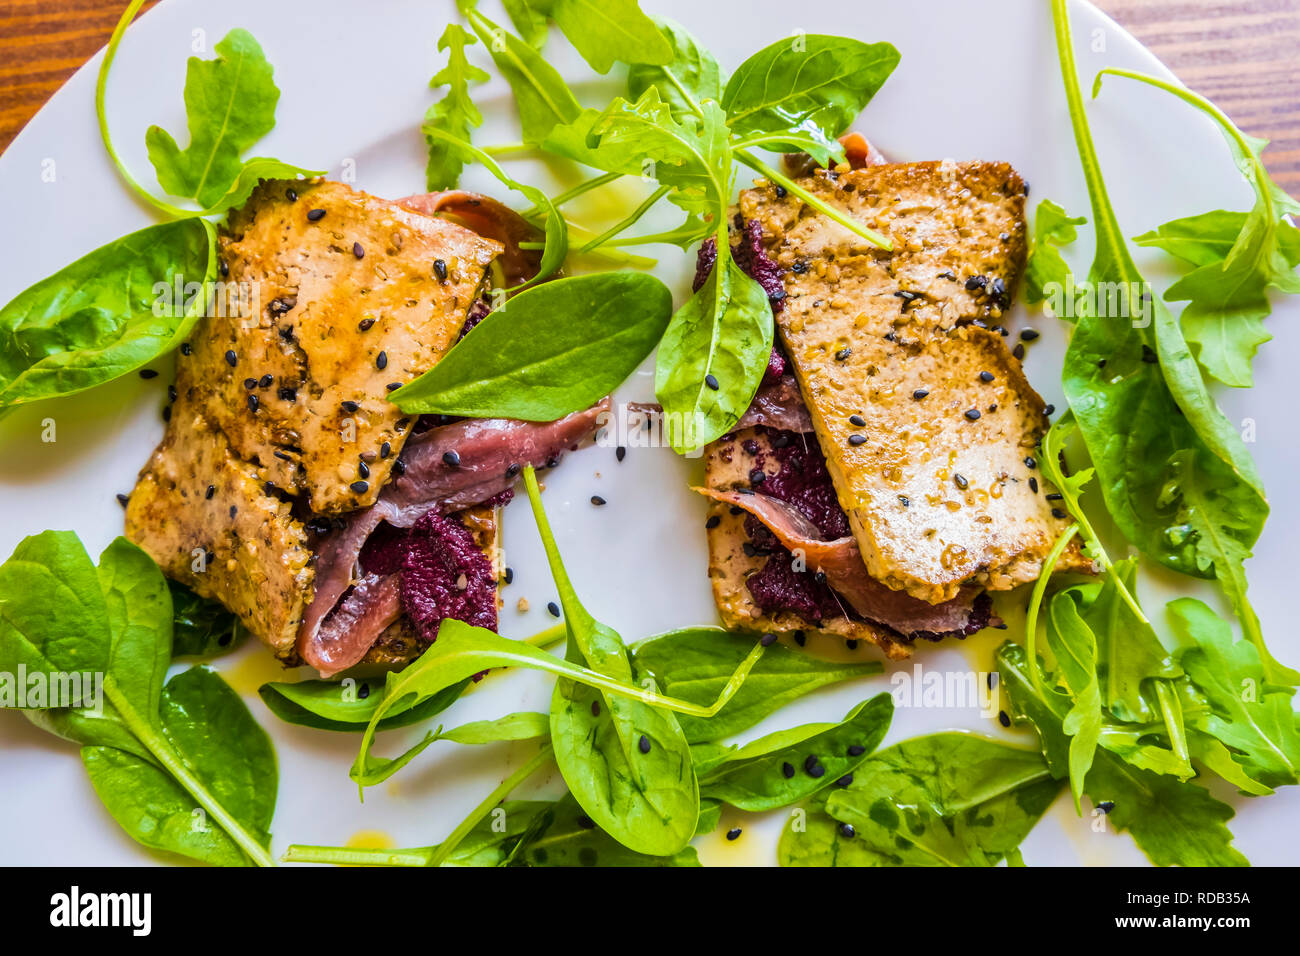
left=740, top=161, right=1091, bottom=604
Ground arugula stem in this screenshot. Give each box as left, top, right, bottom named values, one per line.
left=104, top=675, right=275, bottom=867
left=733, top=149, right=892, bottom=251
left=426, top=744, right=554, bottom=866
left=283, top=844, right=433, bottom=866
left=523, top=172, right=623, bottom=220
left=1153, top=679, right=1193, bottom=775
left=1024, top=524, right=1079, bottom=697
left=577, top=185, right=670, bottom=253
left=96, top=0, right=190, bottom=219
left=480, top=142, right=534, bottom=157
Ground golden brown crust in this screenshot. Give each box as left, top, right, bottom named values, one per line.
left=739, top=161, right=1091, bottom=603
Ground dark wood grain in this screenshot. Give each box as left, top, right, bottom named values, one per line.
left=0, top=0, right=1296, bottom=194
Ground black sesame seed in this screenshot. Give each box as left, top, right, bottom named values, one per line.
left=285, top=187, right=298, bottom=202
left=835, top=347, right=852, bottom=361
left=898, top=495, right=910, bottom=507
left=774, top=184, right=788, bottom=199
left=258, top=374, right=273, bottom=388
left=278, top=386, right=297, bottom=401
left=814, top=570, right=827, bottom=584
left=834, top=774, right=853, bottom=788
left=138, top=368, right=158, bottom=380
left=433, top=259, right=449, bottom=283
left=386, top=382, right=402, bottom=392
left=964, top=408, right=981, bottom=421
left=503, top=567, right=514, bottom=584
left=998, top=710, right=1011, bottom=727
left=376, top=351, right=388, bottom=370
left=391, top=459, right=406, bottom=477
left=244, top=378, right=257, bottom=390
left=990, top=277, right=1006, bottom=297
left=205, top=484, right=215, bottom=500
left=1029, top=476, right=1039, bottom=494
left=848, top=434, right=866, bottom=446
left=358, top=317, right=375, bottom=332
left=358, top=461, right=370, bottom=479
left=273, top=450, right=291, bottom=462
left=353, top=242, right=365, bottom=259
left=792, top=260, right=808, bottom=274
left=912, top=388, right=929, bottom=400
left=591, top=495, right=606, bottom=506
left=224, top=349, right=237, bottom=367
left=350, top=480, right=369, bottom=494
left=505, top=463, right=521, bottom=479
left=954, top=473, right=969, bottom=490
left=162, top=405, right=171, bottom=422
left=760, top=633, right=778, bottom=647
left=247, top=393, right=259, bottom=413
left=979, top=371, right=995, bottom=383
left=379, top=441, right=391, bottom=459
left=1046, top=492, right=1063, bottom=501
left=576, top=814, right=596, bottom=830
left=218, top=258, right=230, bottom=278
left=442, top=450, right=461, bottom=467
left=793, top=630, right=806, bottom=646
left=229, top=506, right=237, bottom=519
left=547, top=601, right=561, bottom=618
left=838, top=823, right=856, bottom=839
left=749, top=468, right=766, bottom=485
left=705, top=515, right=721, bottom=529
left=1013, top=344, right=1025, bottom=360
left=965, top=275, right=988, bottom=291
left=726, top=828, right=742, bottom=841
left=341, top=400, right=360, bottom=413
left=615, top=445, right=626, bottom=463
left=1044, top=404, right=1056, bottom=416
left=306, top=208, right=326, bottom=221
left=847, top=744, right=866, bottom=757
left=1141, top=344, right=1158, bottom=364
left=1020, top=328, right=1040, bottom=342
left=168, top=385, right=178, bottom=402
left=1097, top=800, right=1115, bottom=814
left=180, top=342, right=192, bottom=356
left=1024, top=456, right=1037, bottom=469
left=804, top=755, right=825, bottom=778
left=591, top=700, right=600, bottom=717
left=116, top=493, right=130, bottom=507
left=849, top=414, right=866, bottom=427
left=638, top=735, right=651, bottom=754
left=704, top=373, right=719, bottom=391
left=1052, top=507, right=1068, bottom=519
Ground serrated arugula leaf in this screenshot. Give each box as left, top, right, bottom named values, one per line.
left=999, top=641, right=1248, bottom=866
left=145, top=29, right=280, bottom=208
left=1102, top=70, right=1300, bottom=388
left=425, top=24, right=490, bottom=190
left=1025, top=198, right=1087, bottom=307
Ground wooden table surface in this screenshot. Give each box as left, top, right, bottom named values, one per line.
left=1, top=0, right=1297, bottom=193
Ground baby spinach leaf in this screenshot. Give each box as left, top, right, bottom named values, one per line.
left=169, top=580, right=244, bottom=659
left=502, top=0, right=549, bottom=48
left=0, top=530, right=110, bottom=685
left=545, top=0, right=672, bottom=73
left=259, top=676, right=467, bottom=733
left=654, top=251, right=773, bottom=453
left=798, top=733, right=1061, bottom=867
left=632, top=628, right=884, bottom=743
left=96, top=538, right=171, bottom=722
left=722, top=35, right=899, bottom=159
left=1168, top=598, right=1300, bottom=790
left=1024, top=199, right=1087, bottom=306
left=392, top=272, right=673, bottom=420
left=511, top=794, right=699, bottom=866
left=520, top=467, right=699, bottom=855
left=425, top=23, right=490, bottom=191
left=0, top=219, right=217, bottom=415
left=352, top=711, right=550, bottom=787
left=627, top=18, right=722, bottom=126
left=145, top=29, right=281, bottom=208
left=999, top=639, right=1248, bottom=866
left=461, top=2, right=582, bottom=144
left=698, top=694, right=892, bottom=812
left=1100, top=69, right=1300, bottom=388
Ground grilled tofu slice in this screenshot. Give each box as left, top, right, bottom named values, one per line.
left=125, top=394, right=314, bottom=656
left=195, top=179, right=500, bottom=516
left=702, top=427, right=910, bottom=659
left=739, top=161, right=1091, bottom=604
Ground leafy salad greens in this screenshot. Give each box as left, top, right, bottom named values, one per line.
left=1, top=0, right=1299, bottom=869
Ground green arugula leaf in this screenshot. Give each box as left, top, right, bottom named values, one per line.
left=1101, top=69, right=1300, bottom=388
left=1044, top=591, right=1103, bottom=809
left=722, top=35, right=899, bottom=161
left=425, top=24, right=490, bottom=190
left=999, top=640, right=1248, bottom=866
left=502, top=0, right=549, bottom=48
left=780, top=733, right=1059, bottom=867
left=0, top=219, right=217, bottom=416
left=627, top=18, right=722, bottom=127
left=461, top=2, right=582, bottom=144
left=631, top=628, right=883, bottom=743
left=392, top=272, right=673, bottom=419
left=544, top=0, right=672, bottom=73
left=1024, top=198, right=1087, bottom=307
left=145, top=29, right=281, bottom=208
left=1168, top=598, right=1300, bottom=790
left=697, top=695, right=892, bottom=812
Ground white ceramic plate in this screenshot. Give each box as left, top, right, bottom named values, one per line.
left=1, top=0, right=1296, bottom=867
